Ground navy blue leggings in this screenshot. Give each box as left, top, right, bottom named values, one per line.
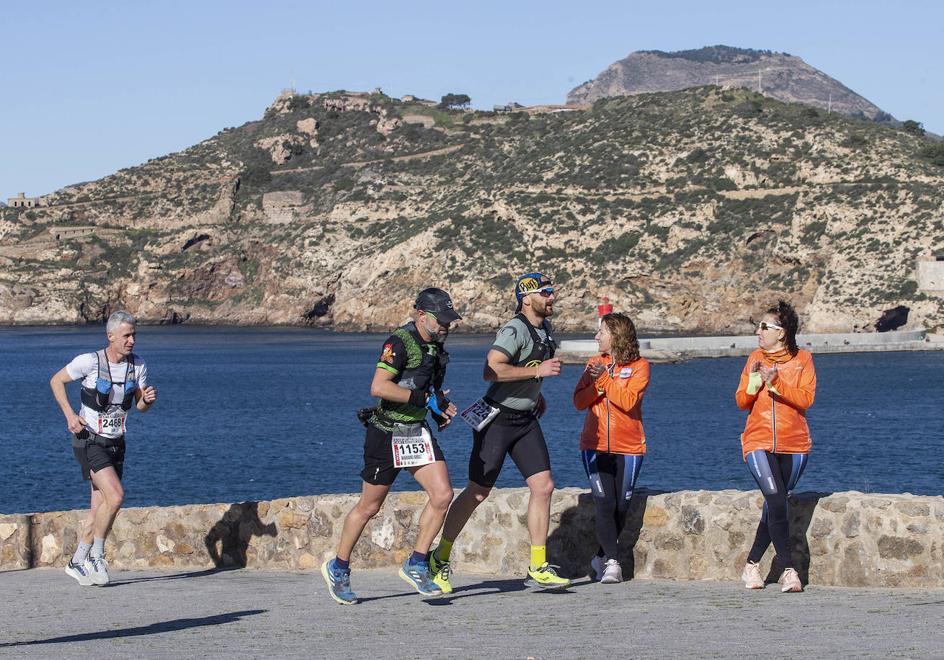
left=582, top=450, right=644, bottom=559
left=745, top=450, right=808, bottom=569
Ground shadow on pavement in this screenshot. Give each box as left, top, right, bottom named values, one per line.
left=763, top=491, right=828, bottom=586
left=424, top=578, right=534, bottom=605
left=790, top=491, right=827, bottom=586
left=107, top=567, right=237, bottom=587
left=546, top=487, right=665, bottom=580
left=355, top=577, right=547, bottom=605
left=0, top=609, right=267, bottom=648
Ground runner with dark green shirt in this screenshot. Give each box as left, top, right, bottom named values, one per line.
left=321, top=288, right=460, bottom=605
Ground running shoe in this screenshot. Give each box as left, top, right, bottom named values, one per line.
left=321, top=559, right=358, bottom=605
left=741, top=561, right=764, bottom=589
left=589, top=554, right=605, bottom=582
left=86, top=555, right=110, bottom=586
left=778, top=567, right=803, bottom=593
left=600, top=558, right=622, bottom=584
left=428, top=549, right=453, bottom=595
left=398, top=560, right=442, bottom=596
left=525, top=562, right=571, bottom=589
left=64, top=559, right=93, bottom=586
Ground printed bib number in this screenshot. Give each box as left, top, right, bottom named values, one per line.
left=391, top=426, right=434, bottom=468
left=460, top=398, right=500, bottom=431
left=96, top=410, right=127, bottom=435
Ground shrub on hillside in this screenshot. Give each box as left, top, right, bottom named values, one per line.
left=920, top=143, right=944, bottom=167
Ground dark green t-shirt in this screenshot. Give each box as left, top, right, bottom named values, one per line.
left=373, top=322, right=439, bottom=430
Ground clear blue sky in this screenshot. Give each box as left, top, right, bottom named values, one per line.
left=2, top=0, right=942, bottom=200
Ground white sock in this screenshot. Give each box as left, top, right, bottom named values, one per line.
left=91, top=537, right=106, bottom=559
left=72, top=542, right=92, bottom=565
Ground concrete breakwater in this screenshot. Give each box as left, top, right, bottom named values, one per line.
left=2, top=488, right=941, bottom=588
left=558, top=328, right=941, bottom=363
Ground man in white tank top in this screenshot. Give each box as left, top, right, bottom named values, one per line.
left=50, top=311, right=157, bottom=586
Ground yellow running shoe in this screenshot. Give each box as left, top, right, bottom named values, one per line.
left=429, top=549, right=453, bottom=594
left=525, top=562, right=571, bottom=589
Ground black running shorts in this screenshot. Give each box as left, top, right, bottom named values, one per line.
left=361, top=422, right=445, bottom=486
left=73, top=429, right=126, bottom=481
left=468, top=411, right=550, bottom=488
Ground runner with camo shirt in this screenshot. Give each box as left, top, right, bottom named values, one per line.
left=321, top=288, right=460, bottom=604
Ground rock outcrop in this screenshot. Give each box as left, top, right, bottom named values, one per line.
left=567, top=46, right=889, bottom=121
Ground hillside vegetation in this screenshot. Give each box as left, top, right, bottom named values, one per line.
left=1, top=86, right=941, bottom=333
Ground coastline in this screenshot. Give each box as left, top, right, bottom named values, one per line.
left=558, top=328, right=944, bottom=363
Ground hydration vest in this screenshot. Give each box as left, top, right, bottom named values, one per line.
left=511, top=313, right=556, bottom=368
left=375, top=323, right=449, bottom=427
left=80, top=349, right=137, bottom=413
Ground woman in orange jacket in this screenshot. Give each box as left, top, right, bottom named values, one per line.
left=573, top=312, right=650, bottom=584
left=735, top=300, right=815, bottom=593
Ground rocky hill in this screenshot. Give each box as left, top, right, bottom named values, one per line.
left=567, top=46, right=890, bottom=121
left=1, top=86, right=942, bottom=334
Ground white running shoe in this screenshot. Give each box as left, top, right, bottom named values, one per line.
left=741, top=561, right=764, bottom=589
left=589, top=555, right=605, bottom=581
left=86, top=555, right=110, bottom=586
left=778, top=567, right=803, bottom=593
left=600, top=558, right=623, bottom=584
left=65, top=560, right=93, bottom=586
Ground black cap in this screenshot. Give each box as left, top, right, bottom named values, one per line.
left=414, top=288, right=461, bottom=323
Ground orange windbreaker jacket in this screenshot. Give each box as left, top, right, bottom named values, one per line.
left=735, top=348, right=816, bottom=459
left=573, top=354, right=649, bottom=455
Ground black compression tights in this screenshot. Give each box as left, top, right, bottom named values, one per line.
left=582, top=450, right=643, bottom=559
left=745, top=450, right=809, bottom=569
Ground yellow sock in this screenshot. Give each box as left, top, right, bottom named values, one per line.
left=437, top=538, right=454, bottom=561
left=530, top=545, right=546, bottom=570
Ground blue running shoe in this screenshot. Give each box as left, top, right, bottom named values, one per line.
left=398, top=559, right=442, bottom=596
left=321, top=559, right=357, bottom=605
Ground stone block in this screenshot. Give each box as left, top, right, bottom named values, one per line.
left=643, top=507, right=668, bottom=527
left=841, top=512, right=860, bottom=538
left=654, top=533, right=684, bottom=551
left=680, top=506, right=705, bottom=535
left=820, top=496, right=849, bottom=513
left=810, top=518, right=833, bottom=539
left=895, top=502, right=930, bottom=517
left=0, top=523, right=18, bottom=541
left=877, top=535, right=924, bottom=560
left=278, top=511, right=309, bottom=530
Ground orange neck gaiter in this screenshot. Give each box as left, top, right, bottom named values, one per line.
left=763, top=347, right=794, bottom=364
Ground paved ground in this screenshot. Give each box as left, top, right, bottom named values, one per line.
left=1, top=567, right=942, bottom=658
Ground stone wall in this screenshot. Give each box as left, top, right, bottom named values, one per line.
left=2, top=489, right=941, bottom=587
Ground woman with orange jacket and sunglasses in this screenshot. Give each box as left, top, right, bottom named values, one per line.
left=573, top=312, right=650, bottom=584
left=736, top=300, right=816, bottom=593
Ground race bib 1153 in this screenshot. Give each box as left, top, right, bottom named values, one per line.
left=391, top=426, right=434, bottom=468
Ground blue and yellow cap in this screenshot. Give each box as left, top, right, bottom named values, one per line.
left=514, top=272, right=552, bottom=303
